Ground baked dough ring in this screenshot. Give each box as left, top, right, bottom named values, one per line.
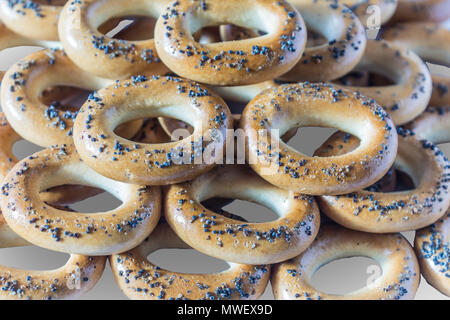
left=406, top=76, right=450, bottom=144
left=154, top=0, right=306, bottom=86
left=1, top=49, right=145, bottom=147
left=271, top=224, right=420, bottom=300
left=73, top=76, right=233, bottom=186
left=382, top=22, right=450, bottom=67
left=315, top=129, right=450, bottom=232
left=58, top=0, right=169, bottom=79
left=334, top=40, right=432, bottom=125
left=110, top=223, right=270, bottom=300
left=0, top=0, right=67, bottom=41
left=240, top=82, right=398, bottom=196
left=392, top=0, right=450, bottom=23
left=279, top=0, right=367, bottom=82
left=0, top=145, right=162, bottom=255
left=0, top=113, right=106, bottom=248
left=414, top=210, right=450, bottom=296
left=165, top=165, right=320, bottom=265
left=0, top=253, right=106, bottom=300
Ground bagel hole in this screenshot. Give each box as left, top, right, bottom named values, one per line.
left=217, top=24, right=267, bottom=42
left=204, top=198, right=279, bottom=223
left=392, top=169, right=416, bottom=191
left=310, top=256, right=382, bottom=295
left=99, top=17, right=156, bottom=41
left=49, top=190, right=122, bottom=214
left=147, top=249, right=229, bottom=274
left=306, top=30, right=328, bottom=47
left=338, top=71, right=396, bottom=87
left=0, top=245, right=69, bottom=270
left=115, top=117, right=192, bottom=143
left=39, top=86, right=92, bottom=110
left=286, top=127, right=339, bottom=156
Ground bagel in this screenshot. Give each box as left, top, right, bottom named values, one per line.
left=382, top=22, right=450, bottom=67
left=333, top=39, right=432, bottom=125
left=165, top=165, right=320, bottom=265
left=154, top=0, right=307, bottom=86
left=278, top=0, right=367, bottom=82
left=0, top=145, right=162, bottom=255
left=315, top=128, right=450, bottom=233
left=0, top=112, right=107, bottom=247
left=414, top=210, right=450, bottom=296
left=0, top=253, right=106, bottom=300
left=110, top=223, right=270, bottom=300
left=1, top=49, right=146, bottom=147
left=73, top=75, right=233, bottom=186
left=271, top=224, right=420, bottom=300
left=406, top=76, right=450, bottom=144
left=58, top=0, right=170, bottom=79
left=391, top=0, right=450, bottom=23
left=240, top=82, right=398, bottom=196
left=0, top=0, right=67, bottom=41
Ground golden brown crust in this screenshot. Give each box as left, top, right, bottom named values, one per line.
left=0, top=145, right=162, bottom=255
left=165, top=165, right=320, bottom=265
left=315, top=129, right=450, bottom=232
left=382, top=22, right=450, bottom=67
left=271, top=224, right=420, bottom=300
left=406, top=76, right=450, bottom=144
left=73, top=76, right=233, bottom=185
left=0, top=254, right=106, bottom=300
left=154, top=0, right=306, bottom=85
left=279, top=0, right=367, bottom=82
left=414, top=210, right=450, bottom=296
left=110, top=223, right=270, bottom=300
left=240, top=82, right=398, bottom=195
left=333, top=40, right=432, bottom=125
left=391, top=0, right=450, bottom=23
left=58, top=0, right=170, bottom=79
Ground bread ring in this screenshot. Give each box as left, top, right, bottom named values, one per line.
left=333, top=40, right=432, bottom=125
left=406, top=76, right=450, bottom=144
left=414, top=210, right=450, bottom=296
left=0, top=0, right=67, bottom=41
left=165, top=165, right=320, bottom=265
left=73, top=76, right=233, bottom=186
left=110, top=223, right=270, bottom=300
left=58, top=0, right=170, bottom=79
left=1, top=49, right=146, bottom=147
left=271, top=224, right=420, bottom=300
left=382, top=22, right=450, bottom=67
left=154, top=0, right=306, bottom=86
left=315, top=129, right=450, bottom=232
left=240, top=82, right=398, bottom=196
left=0, top=253, right=106, bottom=300
left=344, top=0, right=398, bottom=26
left=278, top=0, right=367, bottom=82
left=0, top=112, right=113, bottom=248
left=392, top=0, right=450, bottom=22
left=0, top=145, right=162, bottom=255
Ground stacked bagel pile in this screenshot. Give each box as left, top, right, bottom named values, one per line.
left=0, top=0, right=447, bottom=300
